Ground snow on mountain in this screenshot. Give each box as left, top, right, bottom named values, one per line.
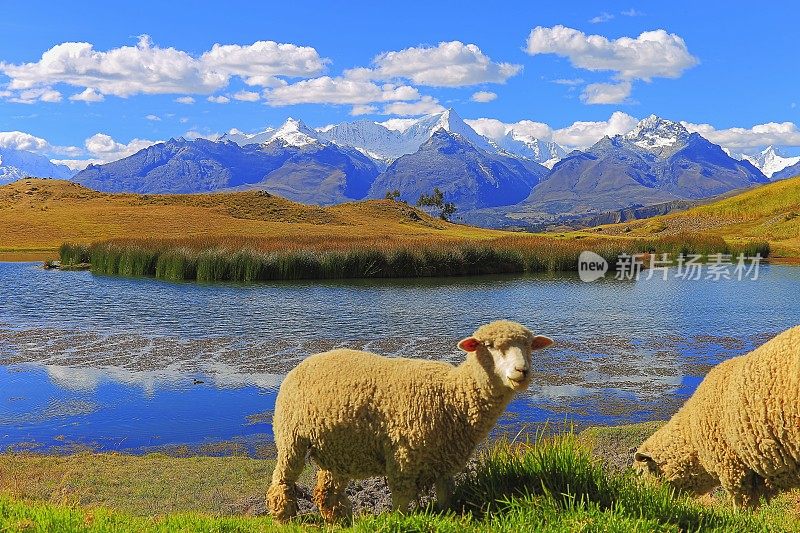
left=493, top=133, right=566, bottom=164
left=218, top=127, right=275, bottom=146
left=317, top=108, right=498, bottom=162
left=0, top=147, right=73, bottom=183
left=740, top=146, right=800, bottom=179
left=623, top=114, right=691, bottom=157
left=265, top=118, right=320, bottom=147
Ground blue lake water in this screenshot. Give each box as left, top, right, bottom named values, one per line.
left=1, top=261, right=799, bottom=456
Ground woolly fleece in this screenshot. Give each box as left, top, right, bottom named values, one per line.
left=635, top=325, right=800, bottom=506
left=266, top=320, right=550, bottom=522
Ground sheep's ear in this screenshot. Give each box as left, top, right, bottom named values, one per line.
left=458, top=337, right=482, bottom=352
left=531, top=336, right=554, bottom=351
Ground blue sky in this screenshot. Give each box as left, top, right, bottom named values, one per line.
left=1, top=0, right=798, bottom=167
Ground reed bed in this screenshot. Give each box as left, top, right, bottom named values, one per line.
left=59, top=234, right=770, bottom=283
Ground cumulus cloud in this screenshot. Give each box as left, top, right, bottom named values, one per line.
left=68, top=87, right=104, bottom=102
left=199, top=41, right=327, bottom=86
left=381, top=95, right=445, bottom=116
left=553, top=111, right=638, bottom=148
left=682, top=121, right=800, bottom=150
left=526, top=25, right=697, bottom=104
left=471, top=91, right=497, bottom=103
left=370, top=41, right=522, bottom=87
left=580, top=81, right=632, bottom=104
left=0, top=35, right=327, bottom=100
left=175, top=96, right=195, bottom=104
left=207, top=95, right=230, bottom=104
left=0, top=131, right=51, bottom=151
left=264, top=76, right=419, bottom=106
left=466, top=118, right=552, bottom=141
left=145, top=114, right=161, bottom=121
left=232, top=90, right=260, bottom=102
left=527, top=26, right=697, bottom=81
left=467, top=112, right=639, bottom=150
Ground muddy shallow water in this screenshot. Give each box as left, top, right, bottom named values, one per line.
left=1, top=262, right=798, bottom=455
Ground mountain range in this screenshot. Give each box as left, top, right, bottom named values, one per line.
left=7, top=108, right=799, bottom=228
left=0, top=147, right=72, bottom=184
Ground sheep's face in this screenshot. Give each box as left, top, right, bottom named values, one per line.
left=458, top=335, right=553, bottom=391
left=634, top=442, right=716, bottom=495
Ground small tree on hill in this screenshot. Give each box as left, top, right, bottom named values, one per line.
left=417, top=187, right=457, bottom=221
left=385, top=189, right=401, bottom=201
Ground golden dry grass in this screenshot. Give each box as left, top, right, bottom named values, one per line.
left=0, top=178, right=504, bottom=259
left=583, top=176, right=800, bottom=258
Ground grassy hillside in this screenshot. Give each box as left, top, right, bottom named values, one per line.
left=588, top=176, right=800, bottom=258
left=0, top=179, right=501, bottom=258
left=1, top=429, right=798, bottom=532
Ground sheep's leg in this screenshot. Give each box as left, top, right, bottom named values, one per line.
left=718, top=462, right=761, bottom=509
left=266, top=436, right=309, bottom=522
left=435, top=476, right=455, bottom=511
left=387, top=476, right=415, bottom=513
left=313, top=469, right=352, bottom=524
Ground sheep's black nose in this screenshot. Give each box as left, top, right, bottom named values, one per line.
left=515, top=367, right=528, bottom=377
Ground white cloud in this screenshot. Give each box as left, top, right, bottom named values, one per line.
left=526, top=25, right=698, bottom=81
left=145, top=114, right=161, bottom=121
left=590, top=12, right=614, bottom=23
left=68, top=87, right=104, bottom=102
left=553, top=111, right=638, bottom=148
left=371, top=41, right=522, bottom=87
left=175, top=96, right=195, bottom=104
left=48, top=132, right=160, bottom=170
left=264, top=76, right=419, bottom=106
left=199, top=41, right=327, bottom=86
left=471, top=91, right=497, bottom=103
left=207, top=95, right=230, bottom=104
left=382, top=96, right=445, bottom=116
left=6, top=87, right=63, bottom=104
left=580, top=81, right=632, bottom=104
left=50, top=158, right=104, bottom=171
left=466, top=118, right=552, bottom=141
left=350, top=104, right=377, bottom=116
left=232, top=90, right=260, bottom=102
left=0, top=131, right=50, bottom=151
left=0, top=35, right=327, bottom=100
left=682, top=121, right=800, bottom=150
left=467, top=112, right=638, bottom=150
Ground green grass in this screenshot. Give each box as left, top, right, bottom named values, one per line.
left=58, top=233, right=770, bottom=283
left=2, top=433, right=797, bottom=532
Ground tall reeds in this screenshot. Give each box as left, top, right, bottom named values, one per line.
left=59, top=234, right=770, bottom=283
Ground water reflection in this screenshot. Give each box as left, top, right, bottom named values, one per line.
left=1, top=262, right=798, bottom=454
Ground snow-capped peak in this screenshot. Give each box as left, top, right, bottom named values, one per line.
left=740, top=145, right=800, bottom=179
left=267, top=118, right=320, bottom=147
left=624, top=114, right=690, bottom=155
left=218, top=127, right=275, bottom=146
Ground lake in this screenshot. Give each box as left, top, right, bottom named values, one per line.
left=1, top=261, right=798, bottom=456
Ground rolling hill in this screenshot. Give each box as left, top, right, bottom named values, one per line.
left=588, top=175, right=800, bottom=257
left=0, top=178, right=504, bottom=258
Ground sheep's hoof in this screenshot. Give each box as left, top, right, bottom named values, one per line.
left=266, top=482, right=299, bottom=523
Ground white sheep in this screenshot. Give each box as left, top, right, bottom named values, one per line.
left=634, top=325, right=800, bottom=507
left=266, top=320, right=554, bottom=522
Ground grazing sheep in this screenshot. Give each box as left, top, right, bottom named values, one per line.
left=634, top=325, right=800, bottom=507
left=266, top=320, right=554, bottom=522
